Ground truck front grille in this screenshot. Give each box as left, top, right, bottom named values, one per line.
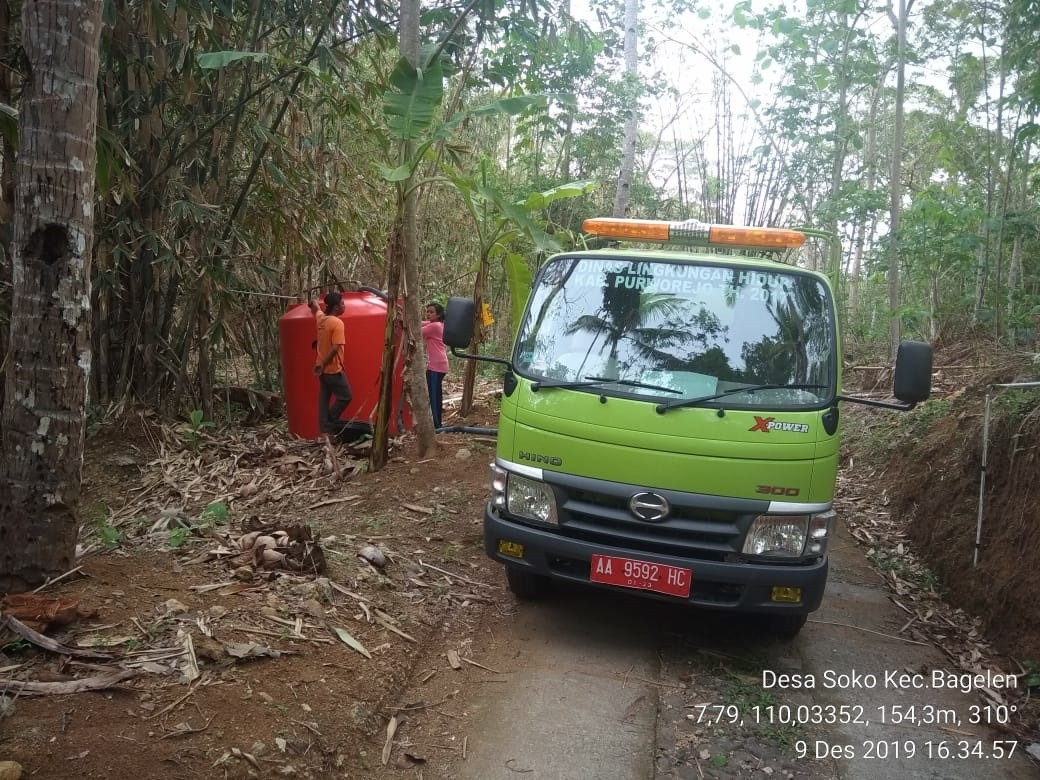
left=550, top=483, right=752, bottom=561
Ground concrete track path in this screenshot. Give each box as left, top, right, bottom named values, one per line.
left=432, top=524, right=1035, bottom=779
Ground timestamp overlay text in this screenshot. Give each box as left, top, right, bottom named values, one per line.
left=691, top=666, right=1030, bottom=772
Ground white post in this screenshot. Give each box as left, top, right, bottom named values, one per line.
left=973, top=386, right=992, bottom=566
left=972, top=382, right=1040, bottom=566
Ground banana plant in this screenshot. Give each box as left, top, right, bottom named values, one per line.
left=378, top=51, right=545, bottom=178
left=444, top=171, right=597, bottom=332
left=376, top=50, right=592, bottom=418
left=379, top=50, right=595, bottom=318
left=436, top=166, right=598, bottom=413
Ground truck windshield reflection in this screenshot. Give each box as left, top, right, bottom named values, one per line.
left=515, top=257, right=836, bottom=408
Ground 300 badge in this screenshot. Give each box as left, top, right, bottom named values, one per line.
left=756, top=485, right=801, bottom=497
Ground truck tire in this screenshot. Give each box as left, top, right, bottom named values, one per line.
left=765, top=613, right=807, bottom=639
left=506, top=567, right=548, bottom=599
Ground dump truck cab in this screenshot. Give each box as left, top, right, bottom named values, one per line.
left=446, top=218, right=932, bottom=637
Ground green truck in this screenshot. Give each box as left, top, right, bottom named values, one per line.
left=444, top=217, right=932, bottom=636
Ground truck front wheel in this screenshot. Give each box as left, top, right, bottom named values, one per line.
left=765, top=613, right=808, bottom=639
left=506, top=567, right=549, bottom=599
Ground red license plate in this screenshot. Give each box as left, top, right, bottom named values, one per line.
left=589, top=554, right=692, bottom=598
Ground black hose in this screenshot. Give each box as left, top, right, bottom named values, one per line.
left=357, top=285, right=390, bottom=301
left=435, top=426, right=498, bottom=436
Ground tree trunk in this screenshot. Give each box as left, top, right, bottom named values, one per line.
left=850, top=79, right=885, bottom=314
left=887, top=0, right=912, bottom=358
left=402, top=186, right=436, bottom=454
left=372, top=0, right=435, bottom=468
left=1006, top=234, right=1022, bottom=342
left=460, top=246, right=491, bottom=417
left=371, top=219, right=404, bottom=472
left=0, top=0, right=104, bottom=593
left=397, top=0, right=434, bottom=456
left=0, top=0, right=17, bottom=414
left=611, top=0, right=638, bottom=218
left=990, top=48, right=1009, bottom=342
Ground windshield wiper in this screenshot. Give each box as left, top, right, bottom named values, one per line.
left=584, top=376, right=682, bottom=395
left=532, top=375, right=684, bottom=394
left=655, top=384, right=829, bottom=414
left=530, top=378, right=607, bottom=391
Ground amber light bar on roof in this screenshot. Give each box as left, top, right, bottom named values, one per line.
left=583, top=218, right=806, bottom=251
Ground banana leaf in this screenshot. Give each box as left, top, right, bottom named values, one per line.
left=382, top=57, right=445, bottom=141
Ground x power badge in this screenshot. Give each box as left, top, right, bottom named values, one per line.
left=749, top=416, right=810, bottom=434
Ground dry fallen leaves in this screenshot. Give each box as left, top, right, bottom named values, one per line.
left=839, top=468, right=1023, bottom=716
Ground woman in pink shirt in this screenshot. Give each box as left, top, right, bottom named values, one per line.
left=422, top=302, right=449, bottom=429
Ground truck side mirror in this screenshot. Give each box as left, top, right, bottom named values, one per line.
left=893, top=340, right=933, bottom=403
left=443, top=296, right=476, bottom=349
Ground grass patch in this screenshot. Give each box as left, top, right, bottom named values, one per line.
left=866, top=549, right=943, bottom=591
left=724, top=674, right=805, bottom=750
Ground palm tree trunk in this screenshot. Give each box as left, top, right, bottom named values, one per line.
left=1, top=0, right=104, bottom=592
left=0, top=0, right=18, bottom=413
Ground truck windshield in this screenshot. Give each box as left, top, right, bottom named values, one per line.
left=514, top=256, right=836, bottom=408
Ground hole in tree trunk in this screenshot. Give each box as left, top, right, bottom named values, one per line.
left=25, top=224, right=71, bottom=266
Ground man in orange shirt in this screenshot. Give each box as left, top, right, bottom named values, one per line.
left=309, top=292, right=352, bottom=436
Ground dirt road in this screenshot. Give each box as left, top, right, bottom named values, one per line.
left=394, top=523, right=1037, bottom=779
left=3, top=419, right=1036, bottom=778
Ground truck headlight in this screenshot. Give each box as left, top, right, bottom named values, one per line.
left=743, top=516, right=807, bottom=557
left=505, top=473, right=558, bottom=525
left=742, top=510, right=834, bottom=558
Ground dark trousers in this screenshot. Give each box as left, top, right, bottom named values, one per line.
left=426, top=370, right=446, bottom=430
left=318, top=371, right=352, bottom=433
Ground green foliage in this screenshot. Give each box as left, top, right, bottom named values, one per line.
left=181, top=410, right=215, bottom=454
left=95, top=514, right=124, bottom=549
left=436, top=162, right=596, bottom=334
left=1020, top=660, right=1040, bottom=689
left=166, top=502, right=228, bottom=548
left=380, top=64, right=548, bottom=186
left=363, top=515, right=386, bottom=531
left=993, top=389, right=1040, bottom=419
left=519, top=180, right=599, bottom=211
left=853, top=399, right=954, bottom=462
left=200, top=501, right=230, bottom=525
left=866, top=549, right=942, bottom=591
left=382, top=55, right=446, bottom=142
left=196, top=51, right=271, bottom=70
left=503, top=251, right=533, bottom=335
left=724, top=670, right=804, bottom=749
left=902, top=399, right=954, bottom=444
left=167, top=527, right=191, bottom=548
left=14, top=0, right=1034, bottom=421
left=1005, top=0, right=1040, bottom=112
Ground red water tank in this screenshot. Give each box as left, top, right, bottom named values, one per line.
left=278, top=292, right=413, bottom=439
